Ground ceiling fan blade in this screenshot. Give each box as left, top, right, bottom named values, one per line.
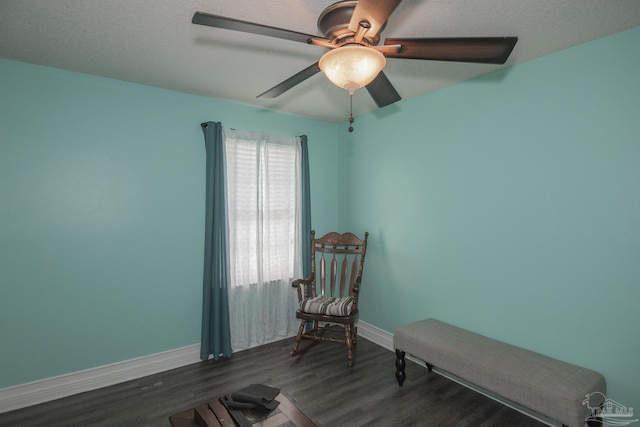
left=193, top=11, right=322, bottom=44
left=257, top=62, right=321, bottom=98
left=366, top=71, right=401, bottom=108
left=349, top=0, right=403, bottom=40
left=383, top=37, right=518, bottom=64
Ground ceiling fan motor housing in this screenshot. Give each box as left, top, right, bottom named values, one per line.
left=317, top=1, right=383, bottom=45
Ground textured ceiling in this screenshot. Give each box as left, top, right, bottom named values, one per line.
left=1, top=0, right=639, bottom=122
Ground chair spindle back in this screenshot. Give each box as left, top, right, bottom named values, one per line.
left=311, top=230, right=368, bottom=299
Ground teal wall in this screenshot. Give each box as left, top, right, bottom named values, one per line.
left=340, top=26, right=640, bottom=407
left=0, top=58, right=338, bottom=387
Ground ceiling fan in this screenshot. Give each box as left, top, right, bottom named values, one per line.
left=193, top=0, right=517, bottom=124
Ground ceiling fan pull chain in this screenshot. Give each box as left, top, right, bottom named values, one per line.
left=348, top=93, right=355, bottom=133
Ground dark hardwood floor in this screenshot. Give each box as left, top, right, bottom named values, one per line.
left=0, top=337, right=546, bottom=426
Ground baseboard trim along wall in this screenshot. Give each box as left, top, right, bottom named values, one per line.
left=0, top=331, right=300, bottom=414
left=0, top=344, right=201, bottom=414
left=357, top=320, right=394, bottom=351
left=2, top=322, right=395, bottom=415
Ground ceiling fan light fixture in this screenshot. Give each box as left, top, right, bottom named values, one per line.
left=319, top=45, right=386, bottom=94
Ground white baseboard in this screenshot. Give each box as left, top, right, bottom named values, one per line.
left=0, top=344, right=201, bottom=414
left=0, top=323, right=397, bottom=415
left=358, top=320, right=394, bottom=351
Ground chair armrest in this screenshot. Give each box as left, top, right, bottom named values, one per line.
left=291, top=276, right=312, bottom=287
left=291, top=274, right=314, bottom=302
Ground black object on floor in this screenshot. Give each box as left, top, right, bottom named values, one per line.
left=231, top=384, right=281, bottom=410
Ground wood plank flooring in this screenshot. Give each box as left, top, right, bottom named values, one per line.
left=0, top=337, right=546, bottom=427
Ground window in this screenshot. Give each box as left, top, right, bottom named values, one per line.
left=224, top=130, right=302, bottom=287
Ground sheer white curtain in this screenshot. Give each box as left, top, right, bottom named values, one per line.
left=223, top=128, right=302, bottom=350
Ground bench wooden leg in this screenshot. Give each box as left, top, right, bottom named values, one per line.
left=585, top=416, right=604, bottom=427
left=395, top=349, right=406, bottom=386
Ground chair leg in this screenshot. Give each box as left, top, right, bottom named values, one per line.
left=290, top=319, right=307, bottom=357
left=345, top=324, right=355, bottom=367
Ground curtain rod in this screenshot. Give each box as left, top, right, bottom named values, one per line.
left=200, top=123, right=306, bottom=139
left=201, top=122, right=236, bottom=130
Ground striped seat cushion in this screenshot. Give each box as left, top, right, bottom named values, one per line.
left=299, top=296, right=354, bottom=316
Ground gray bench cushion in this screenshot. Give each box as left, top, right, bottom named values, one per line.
left=394, top=319, right=606, bottom=427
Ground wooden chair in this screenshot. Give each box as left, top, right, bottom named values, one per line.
left=290, top=230, right=369, bottom=367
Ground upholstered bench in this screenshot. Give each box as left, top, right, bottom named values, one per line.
left=394, top=319, right=606, bottom=427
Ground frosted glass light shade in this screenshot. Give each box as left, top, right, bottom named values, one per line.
left=319, top=45, right=386, bottom=94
